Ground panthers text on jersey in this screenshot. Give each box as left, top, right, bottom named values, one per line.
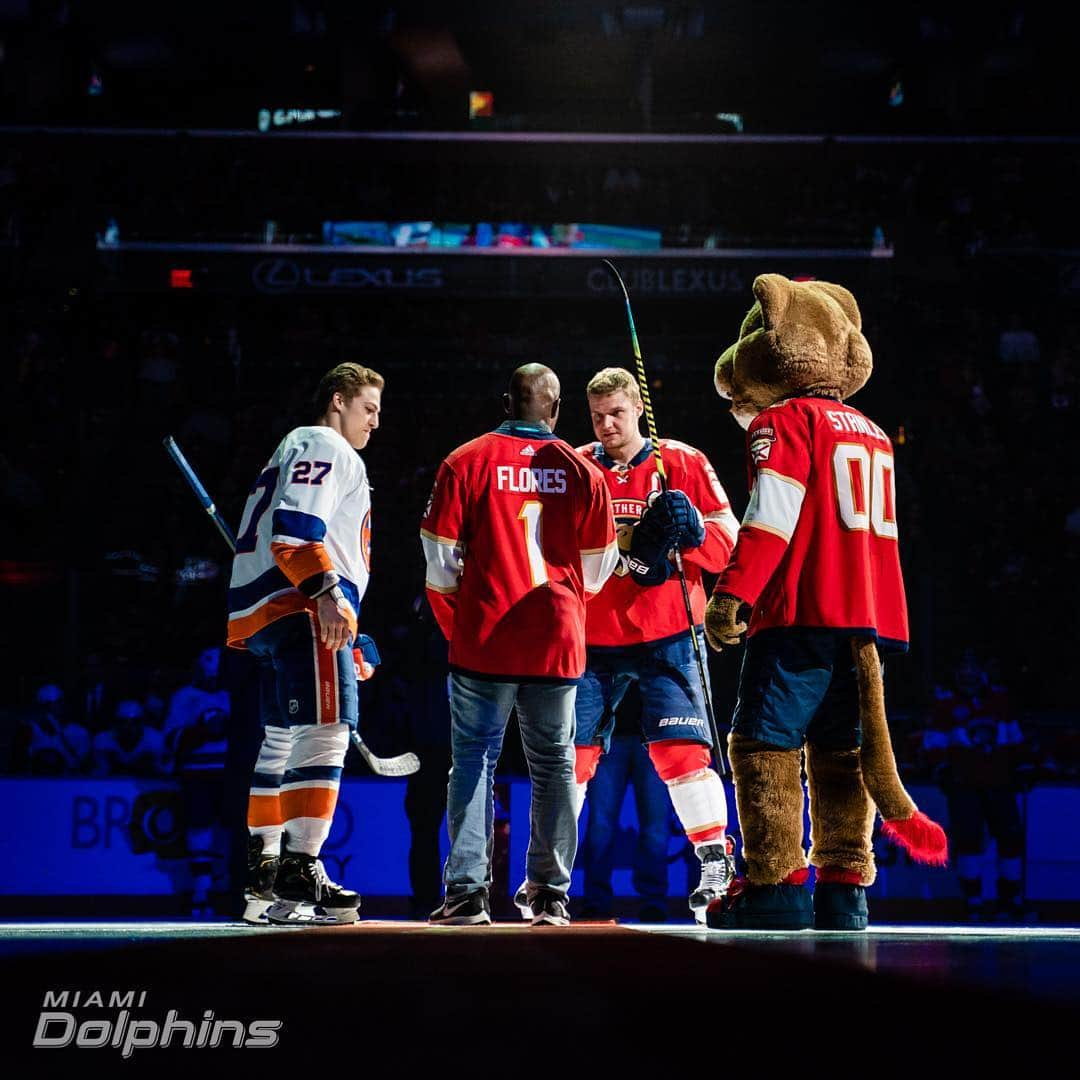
left=421, top=421, right=618, bottom=681
left=578, top=439, right=739, bottom=647
left=715, top=396, right=909, bottom=649
left=227, top=425, right=371, bottom=648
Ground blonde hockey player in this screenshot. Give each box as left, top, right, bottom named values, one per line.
left=230, top=363, right=383, bottom=925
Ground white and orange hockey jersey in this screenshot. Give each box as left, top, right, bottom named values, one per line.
left=227, top=425, right=372, bottom=648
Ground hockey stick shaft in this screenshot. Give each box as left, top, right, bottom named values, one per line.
left=603, top=262, right=667, bottom=482
left=602, top=260, right=729, bottom=776
left=163, top=436, right=238, bottom=550
left=162, top=435, right=419, bottom=776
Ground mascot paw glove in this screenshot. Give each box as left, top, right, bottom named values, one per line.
left=627, top=517, right=674, bottom=587
left=643, top=489, right=706, bottom=549
left=352, top=634, right=381, bottom=681
left=704, top=594, right=747, bottom=651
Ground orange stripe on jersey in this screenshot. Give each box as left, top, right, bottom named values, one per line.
left=281, top=785, right=339, bottom=822
left=271, top=541, right=335, bottom=587
left=227, top=593, right=313, bottom=648
left=247, top=793, right=283, bottom=828
left=227, top=593, right=357, bottom=650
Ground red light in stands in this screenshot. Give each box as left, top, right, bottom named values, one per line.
left=469, top=91, right=494, bottom=119
left=170, top=268, right=194, bottom=289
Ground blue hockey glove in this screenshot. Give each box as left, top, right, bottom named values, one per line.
left=641, top=489, right=706, bottom=549
left=627, top=516, right=674, bottom=587
left=353, top=634, right=381, bottom=682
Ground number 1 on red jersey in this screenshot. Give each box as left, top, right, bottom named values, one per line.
left=518, top=501, right=549, bottom=586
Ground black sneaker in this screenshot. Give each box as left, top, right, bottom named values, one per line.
left=530, top=888, right=571, bottom=927
left=267, top=850, right=361, bottom=925
left=243, top=835, right=279, bottom=925
left=429, top=890, right=492, bottom=926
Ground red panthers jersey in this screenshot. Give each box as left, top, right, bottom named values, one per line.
left=715, top=396, right=909, bottom=650
left=577, top=439, right=739, bottom=647
left=422, top=421, right=618, bottom=681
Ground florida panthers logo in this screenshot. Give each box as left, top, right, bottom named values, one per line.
left=612, top=499, right=648, bottom=577
left=749, top=427, right=776, bottom=464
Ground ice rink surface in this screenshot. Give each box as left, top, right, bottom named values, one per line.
left=4, top=920, right=1079, bottom=1065
left=4, top=919, right=1080, bottom=1000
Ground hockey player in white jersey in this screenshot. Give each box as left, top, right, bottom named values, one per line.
left=229, top=362, right=383, bottom=925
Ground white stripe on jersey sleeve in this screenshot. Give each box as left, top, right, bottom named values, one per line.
left=741, top=469, right=806, bottom=542
left=581, top=541, right=620, bottom=594
left=705, top=506, right=740, bottom=546
left=421, top=530, right=465, bottom=594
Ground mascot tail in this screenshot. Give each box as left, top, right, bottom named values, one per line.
left=852, top=638, right=948, bottom=866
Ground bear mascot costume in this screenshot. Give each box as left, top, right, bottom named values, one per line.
left=704, top=274, right=947, bottom=930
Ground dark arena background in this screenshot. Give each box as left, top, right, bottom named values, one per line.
left=2, top=1, right=1080, bottom=1067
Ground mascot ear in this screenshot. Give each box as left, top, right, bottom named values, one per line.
left=714, top=344, right=736, bottom=398
left=812, top=281, right=863, bottom=331
left=842, top=328, right=873, bottom=399
left=752, top=274, right=793, bottom=330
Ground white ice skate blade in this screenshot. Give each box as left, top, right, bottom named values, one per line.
left=242, top=898, right=273, bottom=924
left=266, top=900, right=359, bottom=926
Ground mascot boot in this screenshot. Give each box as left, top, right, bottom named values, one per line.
left=805, top=741, right=876, bottom=930
left=707, top=734, right=813, bottom=930
left=811, top=637, right=947, bottom=929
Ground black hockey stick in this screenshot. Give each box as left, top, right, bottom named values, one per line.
left=601, top=260, right=729, bottom=776
left=163, top=436, right=420, bottom=777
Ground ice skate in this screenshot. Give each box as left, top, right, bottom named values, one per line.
left=266, top=850, right=361, bottom=926
left=689, top=837, right=736, bottom=924
left=243, top=834, right=279, bottom=925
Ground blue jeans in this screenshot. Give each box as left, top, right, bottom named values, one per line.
left=445, top=674, right=578, bottom=898
left=584, top=734, right=671, bottom=914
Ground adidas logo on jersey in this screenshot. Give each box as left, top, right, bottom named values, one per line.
left=519, top=444, right=537, bottom=456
